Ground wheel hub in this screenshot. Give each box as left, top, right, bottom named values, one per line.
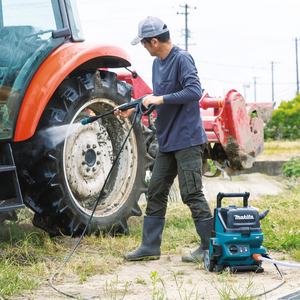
left=64, top=121, right=113, bottom=200
left=85, top=148, right=96, bottom=167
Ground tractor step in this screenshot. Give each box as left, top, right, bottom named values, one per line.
left=0, top=144, right=24, bottom=212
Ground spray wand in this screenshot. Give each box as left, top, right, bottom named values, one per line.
left=51, top=95, right=155, bottom=300
left=81, top=96, right=155, bottom=125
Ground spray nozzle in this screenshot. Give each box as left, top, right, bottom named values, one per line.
left=81, top=119, right=88, bottom=125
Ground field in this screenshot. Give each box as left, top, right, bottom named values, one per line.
left=257, top=140, right=300, bottom=161
left=1, top=142, right=300, bottom=300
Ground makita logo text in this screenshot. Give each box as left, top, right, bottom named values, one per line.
left=234, top=215, right=255, bottom=220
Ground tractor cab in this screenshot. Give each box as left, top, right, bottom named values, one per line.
left=0, top=0, right=83, bottom=140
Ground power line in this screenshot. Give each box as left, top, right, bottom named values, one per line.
left=200, top=76, right=294, bottom=85
left=196, top=59, right=293, bottom=71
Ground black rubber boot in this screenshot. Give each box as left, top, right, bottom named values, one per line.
left=181, top=217, right=214, bottom=263
left=124, top=215, right=165, bottom=261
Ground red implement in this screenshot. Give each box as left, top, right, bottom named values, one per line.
left=118, top=72, right=274, bottom=173
left=201, top=90, right=274, bottom=171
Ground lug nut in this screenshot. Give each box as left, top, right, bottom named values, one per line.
left=97, top=161, right=100, bottom=165
left=86, top=167, right=90, bottom=172
left=82, top=161, right=87, bottom=165
left=93, top=144, right=97, bottom=148
left=92, top=167, right=96, bottom=172
left=97, top=151, right=100, bottom=155
left=87, top=144, right=91, bottom=148
left=82, top=150, right=86, bottom=155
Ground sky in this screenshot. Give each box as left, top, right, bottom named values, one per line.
left=76, top=0, right=300, bottom=107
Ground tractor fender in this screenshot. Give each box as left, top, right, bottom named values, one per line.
left=13, top=42, right=131, bottom=141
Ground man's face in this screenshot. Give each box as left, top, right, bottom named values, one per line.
left=141, top=38, right=157, bottom=57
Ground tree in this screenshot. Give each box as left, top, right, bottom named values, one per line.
left=264, top=93, right=300, bottom=140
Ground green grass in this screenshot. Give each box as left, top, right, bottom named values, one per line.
left=209, top=270, right=259, bottom=300
left=253, top=179, right=300, bottom=257
left=1, top=179, right=300, bottom=299
left=0, top=260, right=39, bottom=298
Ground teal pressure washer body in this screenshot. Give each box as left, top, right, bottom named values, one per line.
left=204, top=192, right=269, bottom=273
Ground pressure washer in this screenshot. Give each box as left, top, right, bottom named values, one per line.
left=203, top=192, right=300, bottom=298
left=203, top=192, right=269, bottom=273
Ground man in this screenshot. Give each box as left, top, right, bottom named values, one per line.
left=115, top=16, right=213, bottom=263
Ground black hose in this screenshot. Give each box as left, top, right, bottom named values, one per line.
left=254, top=253, right=285, bottom=296
left=50, top=106, right=140, bottom=300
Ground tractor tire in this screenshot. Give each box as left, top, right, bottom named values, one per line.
left=21, top=70, right=154, bottom=237
left=0, top=210, right=17, bottom=225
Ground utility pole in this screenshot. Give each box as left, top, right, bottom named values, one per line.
left=253, top=77, right=257, bottom=102
left=270, top=61, right=279, bottom=102
left=296, top=38, right=299, bottom=94
left=177, top=4, right=196, bottom=51
left=243, top=84, right=250, bottom=101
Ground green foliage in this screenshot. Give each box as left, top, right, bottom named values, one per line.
left=100, top=276, right=128, bottom=300
left=283, top=157, right=300, bottom=178
left=207, top=159, right=217, bottom=176
left=210, top=271, right=257, bottom=300
left=150, top=271, right=166, bottom=300
left=256, top=187, right=300, bottom=255
left=0, top=260, right=39, bottom=299
left=264, top=93, right=300, bottom=141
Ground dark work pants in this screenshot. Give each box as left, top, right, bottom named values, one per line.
left=146, top=144, right=212, bottom=220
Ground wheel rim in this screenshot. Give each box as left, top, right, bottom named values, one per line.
left=63, top=98, right=138, bottom=217
left=203, top=250, right=210, bottom=271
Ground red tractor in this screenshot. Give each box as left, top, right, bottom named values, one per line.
left=0, top=0, right=274, bottom=236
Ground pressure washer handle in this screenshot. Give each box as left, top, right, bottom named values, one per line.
left=216, top=192, right=250, bottom=208
left=117, top=96, right=155, bottom=116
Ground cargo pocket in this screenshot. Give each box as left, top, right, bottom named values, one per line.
left=180, top=159, right=202, bottom=194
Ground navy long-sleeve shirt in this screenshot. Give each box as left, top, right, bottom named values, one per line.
left=152, top=45, right=207, bottom=152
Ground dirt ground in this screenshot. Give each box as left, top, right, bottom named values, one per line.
left=15, top=252, right=300, bottom=300
left=203, top=172, right=284, bottom=202
left=14, top=173, right=300, bottom=300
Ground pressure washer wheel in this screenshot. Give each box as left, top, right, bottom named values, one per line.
left=203, top=250, right=215, bottom=272
left=21, top=70, right=154, bottom=237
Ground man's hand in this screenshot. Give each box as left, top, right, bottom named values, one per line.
left=114, top=107, right=135, bottom=118
left=142, top=95, right=164, bottom=108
